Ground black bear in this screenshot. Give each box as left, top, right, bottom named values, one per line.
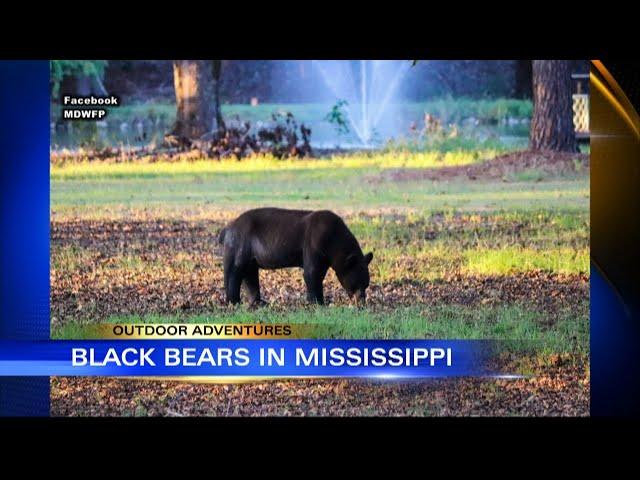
left=218, top=207, right=373, bottom=306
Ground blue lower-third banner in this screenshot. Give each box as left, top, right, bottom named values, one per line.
left=0, top=339, right=508, bottom=378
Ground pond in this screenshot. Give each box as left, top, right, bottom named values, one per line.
left=50, top=102, right=531, bottom=152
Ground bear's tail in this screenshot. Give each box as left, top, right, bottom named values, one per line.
left=217, top=227, right=227, bottom=245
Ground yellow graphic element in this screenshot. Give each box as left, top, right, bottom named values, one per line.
left=78, top=323, right=315, bottom=339
left=591, top=60, right=640, bottom=139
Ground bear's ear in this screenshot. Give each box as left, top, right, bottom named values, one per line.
left=364, top=252, right=373, bottom=265
left=345, top=253, right=359, bottom=268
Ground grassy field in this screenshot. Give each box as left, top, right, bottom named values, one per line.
left=51, top=152, right=589, bottom=339
left=50, top=148, right=590, bottom=416
left=51, top=152, right=589, bottom=219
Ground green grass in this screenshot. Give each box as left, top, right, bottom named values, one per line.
left=51, top=176, right=589, bottom=221
left=349, top=210, right=590, bottom=280
left=349, top=210, right=589, bottom=249
left=51, top=245, right=95, bottom=271
left=383, top=134, right=528, bottom=153
left=52, top=304, right=588, bottom=355
left=50, top=152, right=589, bottom=221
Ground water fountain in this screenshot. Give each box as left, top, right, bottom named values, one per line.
left=313, top=60, right=411, bottom=146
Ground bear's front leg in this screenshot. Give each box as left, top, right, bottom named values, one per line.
left=303, top=262, right=328, bottom=305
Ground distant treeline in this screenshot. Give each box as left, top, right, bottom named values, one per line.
left=55, top=60, right=589, bottom=105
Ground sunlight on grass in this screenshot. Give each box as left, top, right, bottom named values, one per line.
left=51, top=151, right=503, bottom=180
left=464, top=247, right=590, bottom=275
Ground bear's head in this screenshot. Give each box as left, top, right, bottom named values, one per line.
left=337, top=251, right=373, bottom=306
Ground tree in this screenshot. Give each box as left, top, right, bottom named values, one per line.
left=514, top=60, right=532, bottom=99
left=212, top=60, right=224, bottom=131
left=530, top=60, right=576, bottom=152
left=50, top=60, right=108, bottom=101
left=172, top=60, right=224, bottom=138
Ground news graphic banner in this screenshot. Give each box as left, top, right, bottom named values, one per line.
left=1, top=323, right=510, bottom=379
left=0, top=61, right=50, bottom=416
left=0, top=336, right=505, bottom=379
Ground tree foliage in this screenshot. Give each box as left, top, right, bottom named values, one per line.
left=50, top=60, right=108, bottom=97
left=325, top=99, right=350, bottom=136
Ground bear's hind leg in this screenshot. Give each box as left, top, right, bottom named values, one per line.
left=243, top=262, right=266, bottom=307
left=223, top=251, right=242, bottom=305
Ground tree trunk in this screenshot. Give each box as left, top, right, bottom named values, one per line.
left=59, top=74, right=107, bottom=102
left=172, top=60, right=223, bottom=138
left=514, top=60, right=532, bottom=98
left=530, top=60, right=576, bottom=152
left=212, top=60, right=225, bottom=131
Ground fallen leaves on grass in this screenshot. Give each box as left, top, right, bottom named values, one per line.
left=369, top=150, right=589, bottom=183
left=51, top=219, right=589, bottom=325
left=50, top=355, right=589, bottom=417
left=49, top=214, right=589, bottom=416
